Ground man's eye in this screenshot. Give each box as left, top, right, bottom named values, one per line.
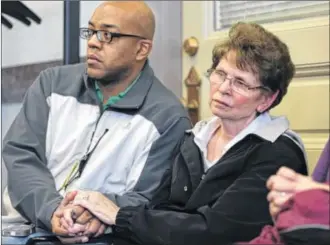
left=103, top=32, right=110, bottom=37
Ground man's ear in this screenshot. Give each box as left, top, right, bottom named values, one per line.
left=257, top=90, right=279, bottom=113
left=136, top=40, right=153, bottom=61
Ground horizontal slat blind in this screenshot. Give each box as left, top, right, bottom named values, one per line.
left=214, top=1, right=329, bottom=30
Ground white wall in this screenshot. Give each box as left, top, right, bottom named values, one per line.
left=2, top=1, right=63, bottom=68
left=79, top=1, right=104, bottom=59
left=2, top=1, right=103, bottom=68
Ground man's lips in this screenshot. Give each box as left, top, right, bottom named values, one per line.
left=87, top=54, right=101, bottom=62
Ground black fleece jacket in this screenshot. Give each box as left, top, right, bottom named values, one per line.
left=113, top=133, right=307, bottom=245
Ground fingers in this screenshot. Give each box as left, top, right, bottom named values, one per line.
left=266, top=175, right=297, bottom=192
left=73, top=192, right=92, bottom=209
left=75, top=210, right=93, bottom=225
left=266, top=167, right=299, bottom=190
left=83, top=218, right=101, bottom=236
left=269, top=202, right=282, bottom=218
left=60, top=217, right=70, bottom=230
left=61, top=191, right=78, bottom=207
left=57, top=235, right=89, bottom=244
left=52, top=216, right=70, bottom=236
left=267, top=191, right=292, bottom=206
left=63, top=207, right=75, bottom=227
left=71, top=205, right=86, bottom=222
left=67, top=223, right=87, bottom=234
left=268, top=189, right=294, bottom=220
left=95, top=224, right=106, bottom=237
left=276, top=167, right=299, bottom=181
left=53, top=207, right=64, bottom=218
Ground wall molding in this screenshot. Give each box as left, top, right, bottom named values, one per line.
left=296, top=130, right=329, bottom=150
left=295, top=62, right=330, bottom=78
left=302, top=139, right=329, bottom=150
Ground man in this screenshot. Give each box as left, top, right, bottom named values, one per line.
left=2, top=1, right=191, bottom=243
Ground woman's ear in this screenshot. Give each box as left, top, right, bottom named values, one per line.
left=136, top=40, right=153, bottom=61
left=257, top=90, right=279, bottom=113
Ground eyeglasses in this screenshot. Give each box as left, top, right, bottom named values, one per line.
left=79, top=28, right=146, bottom=43
left=205, top=68, right=270, bottom=96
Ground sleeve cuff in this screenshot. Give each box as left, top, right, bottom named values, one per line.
left=113, top=206, right=142, bottom=237
left=114, top=206, right=134, bottom=230
left=42, top=196, right=63, bottom=231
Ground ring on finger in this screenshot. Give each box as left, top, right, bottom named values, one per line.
left=279, top=192, right=287, bottom=197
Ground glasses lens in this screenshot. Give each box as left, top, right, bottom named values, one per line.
left=205, top=69, right=213, bottom=78
left=231, top=80, right=247, bottom=95
left=98, top=31, right=112, bottom=42
left=80, top=28, right=91, bottom=39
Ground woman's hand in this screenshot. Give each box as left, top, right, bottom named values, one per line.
left=266, top=166, right=326, bottom=218
left=73, top=190, right=120, bottom=225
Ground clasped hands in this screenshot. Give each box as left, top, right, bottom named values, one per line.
left=51, top=190, right=120, bottom=244
left=266, top=166, right=327, bottom=219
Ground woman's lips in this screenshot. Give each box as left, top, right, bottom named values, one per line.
left=214, top=100, right=231, bottom=108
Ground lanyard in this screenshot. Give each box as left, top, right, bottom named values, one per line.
left=58, top=129, right=109, bottom=192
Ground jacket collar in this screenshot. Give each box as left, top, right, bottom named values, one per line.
left=186, top=113, right=307, bottom=164
left=252, top=114, right=307, bottom=164
left=189, top=113, right=289, bottom=143
left=83, top=60, right=154, bottom=110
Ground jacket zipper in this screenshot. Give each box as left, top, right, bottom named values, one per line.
left=77, top=127, right=109, bottom=177
left=200, top=136, right=253, bottom=180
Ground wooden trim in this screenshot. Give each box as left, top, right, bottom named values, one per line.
left=295, top=62, right=330, bottom=78
left=2, top=58, right=86, bottom=103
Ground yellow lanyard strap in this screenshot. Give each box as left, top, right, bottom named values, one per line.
left=58, top=129, right=109, bottom=192
left=58, top=161, right=79, bottom=192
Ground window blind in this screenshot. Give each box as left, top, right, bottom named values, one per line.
left=214, top=1, right=329, bottom=31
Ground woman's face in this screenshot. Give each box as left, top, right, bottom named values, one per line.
left=209, top=52, right=276, bottom=122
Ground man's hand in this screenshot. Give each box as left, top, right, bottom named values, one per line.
left=60, top=205, right=88, bottom=234
left=51, top=191, right=77, bottom=235
left=51, top=191, right=89, bottom=243
left=73, top=190, right=120, bottom=225
left=59, top=192, right=107, bottom=238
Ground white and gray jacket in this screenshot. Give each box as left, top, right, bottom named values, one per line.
left=2, top=62, right=191, bottom=230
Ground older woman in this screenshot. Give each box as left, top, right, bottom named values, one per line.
left=60, top=22, right=308, bottom=244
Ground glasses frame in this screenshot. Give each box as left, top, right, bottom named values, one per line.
left=205, top=68, right=271, bottom=95
left=79, top=27, right=147, bottom=43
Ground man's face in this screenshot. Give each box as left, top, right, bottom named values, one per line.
left=85, top=5, right=141, bottom=82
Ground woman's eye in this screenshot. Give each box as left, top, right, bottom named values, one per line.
left=235, top=80, right=248, bottom=88
left=217, top=71, right=226, bottom=77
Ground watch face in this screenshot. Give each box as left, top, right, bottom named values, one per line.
left=2, top=223, right=35, bottom=237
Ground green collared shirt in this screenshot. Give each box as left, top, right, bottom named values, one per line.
left=95, top=73, right=141, bottom=110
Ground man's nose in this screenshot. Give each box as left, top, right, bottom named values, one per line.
left=87, top=33, right=102, bottom=49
